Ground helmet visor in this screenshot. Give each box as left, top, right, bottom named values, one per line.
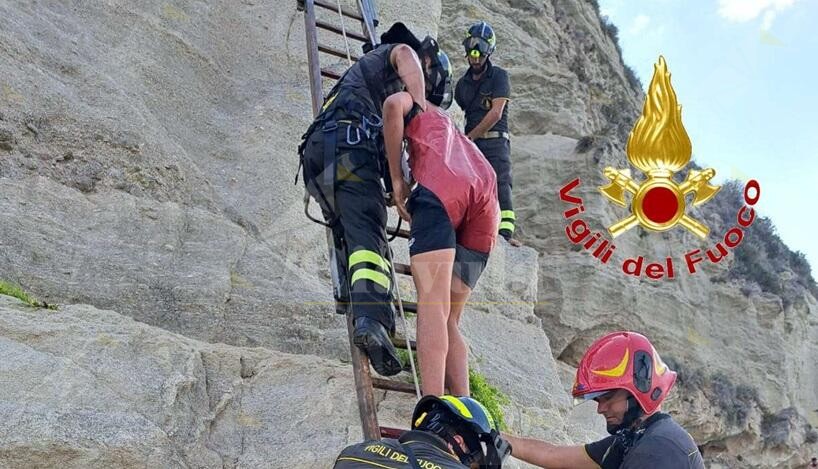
left=572, top=390, right=614, bottom=407
left=425, top=51, right=453, bottom=109
left=462, top=37, right=491, bottom=56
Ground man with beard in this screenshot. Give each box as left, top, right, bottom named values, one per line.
left=504, top=332, right=704, bottom=468
left=454, top=21, right=520, bottom=247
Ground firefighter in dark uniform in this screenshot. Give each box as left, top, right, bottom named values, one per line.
left=504, top=332, right=705, bottom=469
left=454, top=21, right=519, bottom=246
left=334, top=395, right=511, bottom=468
left=298, top=23, right=431, bottom=377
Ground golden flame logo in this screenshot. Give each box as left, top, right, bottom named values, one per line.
left=600, top=56, right=721, bottom=239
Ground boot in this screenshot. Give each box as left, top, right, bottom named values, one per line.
left=353, top=317, right=403, bottom=376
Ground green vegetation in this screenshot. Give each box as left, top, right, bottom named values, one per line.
left=397, top=348, right=417, bottom=370
left=665, top=356, right=760, bottom=429
left=588, top=0, right=643, bottom=92
left=762, top=407, right=818, bottom=448
left=469, top=369, right=511, bottom=431
left=0, top=280, right=56, bottom=309
left=702, top=180, right=818, bottom=304
left=395, top=353, right=511, bottom=430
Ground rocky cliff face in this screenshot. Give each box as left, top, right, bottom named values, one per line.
left=0, top=0, right=815, bottom=468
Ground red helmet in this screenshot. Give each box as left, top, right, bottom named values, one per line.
left=571, top=331, right=676, bottom=415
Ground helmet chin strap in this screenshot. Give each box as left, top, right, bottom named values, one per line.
left=423, top=413, right=480, bottom=464
left=608, top=396, right=644, bottom=435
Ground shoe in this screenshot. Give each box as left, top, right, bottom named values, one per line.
left=353, top=317, right=403, bottom=376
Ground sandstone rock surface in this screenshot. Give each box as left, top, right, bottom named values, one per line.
left=1, top=0, right=815, bottom=467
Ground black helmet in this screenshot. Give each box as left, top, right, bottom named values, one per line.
left=379, top=22, right=422, bottom=51
left=463, top=21, right=497, bottom=58
left=412, top=395, right=511, bottom=467
left=418, top=36, right=453, bottom=109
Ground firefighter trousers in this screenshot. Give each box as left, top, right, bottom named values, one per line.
left=475, top=137, right=515, bottom=238
left=301, top=122, right=395, bottom=333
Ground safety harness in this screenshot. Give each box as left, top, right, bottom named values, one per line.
left=297, top=70, right=385, bottom=226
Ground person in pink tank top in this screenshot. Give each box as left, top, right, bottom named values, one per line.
left=383, top=41, right=499, bottom=397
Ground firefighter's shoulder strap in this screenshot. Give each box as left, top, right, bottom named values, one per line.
left=398, top=441, right=423, bottom=469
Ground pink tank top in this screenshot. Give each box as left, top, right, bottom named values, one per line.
left=405, top=107, right=499, bottom=251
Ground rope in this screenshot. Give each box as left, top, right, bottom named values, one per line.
left=335, top=0, right=354, bottom=66
left=384, top=246, right=422, bottom=400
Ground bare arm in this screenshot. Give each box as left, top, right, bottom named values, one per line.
left=503, top=434, right=600, bottom=469
left=383, top=91, right=414, bottom=221
left=390, top=44, right=427, bottom=111
left=466, top=97, right=507, bottom=140
left=383, top=92, right=413, bottom=184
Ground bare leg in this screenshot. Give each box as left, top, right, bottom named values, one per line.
left=412, top=248, right=455, bottom=396
left=445, top=274, right=472, bottom=396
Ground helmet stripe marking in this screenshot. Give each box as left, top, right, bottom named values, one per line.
left=440, top=395, right=473, bottom=419
left=413, top=411, right=428, bottom=428
left=654, top=348, right=668, bottom=375
left=591, top=347, right=629, bottom=377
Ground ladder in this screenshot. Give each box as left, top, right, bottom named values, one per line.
left=296, top=0, right=420, bottom=441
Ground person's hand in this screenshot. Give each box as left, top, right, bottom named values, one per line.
left=392, top=178, right=412, bottom=223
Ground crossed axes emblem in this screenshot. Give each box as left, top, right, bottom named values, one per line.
left=599, top=56, right=721, bottom=239
left=600, top=167, right=720, bottom=239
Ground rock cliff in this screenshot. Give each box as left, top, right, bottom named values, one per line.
left=0, top=0, right=815, bottom=467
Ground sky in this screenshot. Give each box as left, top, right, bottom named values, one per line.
left=597, top=0, right=818, bottom=275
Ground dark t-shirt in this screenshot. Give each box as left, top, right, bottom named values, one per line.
left=334, top=430, right=467, bottom=468
left=585, top=414, right=704, bottom=469
left=454, top=60, right=510, bottom=135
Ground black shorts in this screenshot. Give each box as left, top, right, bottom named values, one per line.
left=407, top=185, right=489, bottom=289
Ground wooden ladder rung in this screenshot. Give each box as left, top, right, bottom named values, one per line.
left=321, top=68, right=342, bottom=80
left=391, top=337, right=417, bottom=350
left=372, top=377, right=417, bottom=394
left=393, top=263, right=411, bottom=276
left=387, top=226, right=411, bottom=239
left=315, top=20, right=368, bottom=43
left=314, top=0, right=365, bottom=22
left=318, top=43, right=360, bottom=61
left=395, top=300, right=417, bottom=314
left=380, top=426, right=407, bottom=439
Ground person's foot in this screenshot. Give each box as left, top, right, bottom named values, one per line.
left=353, top=317, right=403, bottom=376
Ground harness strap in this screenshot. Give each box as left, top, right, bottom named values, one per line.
left=321, top=119, right=339, bottom=220
left=398, top=442, right=423, bottom=469
left=404, top=102, right=423, bottom=127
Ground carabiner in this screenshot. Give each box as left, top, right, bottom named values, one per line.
left=346, top=125, right=361, bottom=145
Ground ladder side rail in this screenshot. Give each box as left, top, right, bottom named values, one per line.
left=347, top=310, right=381, bottom=439
left=303, top=0, right=324, bottom=116
left=358, top=0, right=379, bottom=43
left=301, top=0, right=381, bottom=441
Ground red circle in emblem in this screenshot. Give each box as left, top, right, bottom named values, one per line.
left=642, top=187, right=678, bottom=224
